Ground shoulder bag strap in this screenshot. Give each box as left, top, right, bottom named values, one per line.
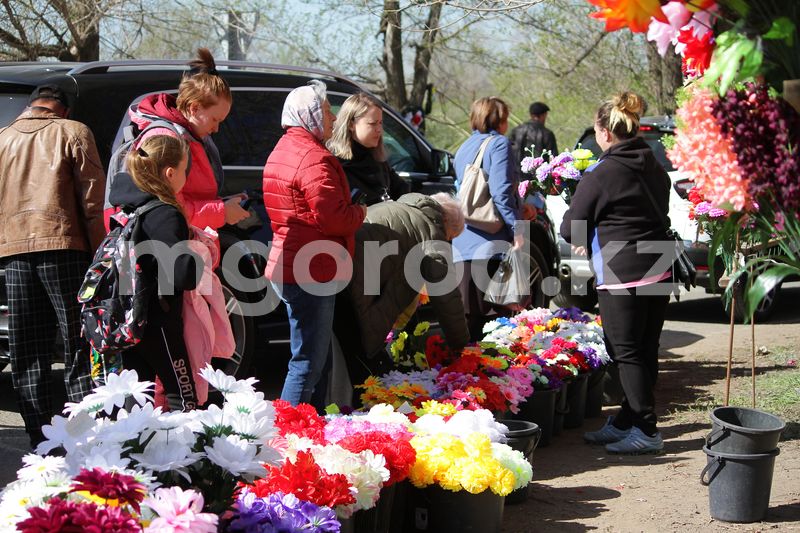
left=471, top=135, right=496, bottom=170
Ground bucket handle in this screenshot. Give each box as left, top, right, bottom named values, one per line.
left=700, top=456, right=724, bottom=486
left=705, top=426, right=728, bottom=448
left=530, top=426, right=543, bottom=454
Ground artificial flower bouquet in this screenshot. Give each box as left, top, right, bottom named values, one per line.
left=406, top=404, right=532, bottom=496
left=518, top=148, right=588, bottom=202
left=386, top=321, right=435, bottom=369
left=1, top=462, right=218, bottom=532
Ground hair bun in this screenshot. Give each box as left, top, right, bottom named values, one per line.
left=613, top=92, right=645, bottom=117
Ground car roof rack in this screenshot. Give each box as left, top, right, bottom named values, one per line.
left=67, top=60, right=363, bottom=88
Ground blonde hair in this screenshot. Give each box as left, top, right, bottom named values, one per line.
left=176, top=48, right=232, bottom=115
left=469, top=97, right=509, bottom=133
left=327, top=93, right=386, bottom=161
left=126, top=135, right=189, bottom=217
left=596, top=92, right=646, bottom=140
left=430, top=192, right=466, bottom=239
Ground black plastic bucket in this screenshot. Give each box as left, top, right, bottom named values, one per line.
left=498, top=419, right=541, bottom=504
left=403, top=484, right=505, bottom=532
left=513, top=387, right=557, bottom=447
left=564, top=373, right=589, bottom=429
left=585, top=367, right=606, bottom=418
left=353, top=483, right=396, bottom=533
left=553, top=383, right=569, bottom=436
left=707, top=406, right=785, bottom=454
left=701, top=446, right=780, bottom=523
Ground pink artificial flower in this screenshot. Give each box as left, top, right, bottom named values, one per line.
left=518, top=180, right=530, bottom=198
left=646, top=0, right=692, bottom=56
left=143, top=487, right=218, bottom=533
left=668, top=87, right=750, bottom=212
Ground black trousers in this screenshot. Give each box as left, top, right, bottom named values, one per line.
left=4, top=250, right=94, bottom=447
left=122, top=297, right=198, bottom=412
left=596, top=287, right=669, bottom=436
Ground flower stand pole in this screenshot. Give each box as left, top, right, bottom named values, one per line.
left=564, top=373, right=589, bottom=429
left=512, top=386, right=558, bottom=447
left=584, top=367, right=606, bottom=418
left=400, top=484, right=505, bottom=533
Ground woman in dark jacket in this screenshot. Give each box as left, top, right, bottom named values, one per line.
left=561, top=92, right=671, bottom=454
left=328, top=93, right=410, bottom=206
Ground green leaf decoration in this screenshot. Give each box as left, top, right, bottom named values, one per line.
left=763, top=17, right=796, bottom=45
left=704, top=30, right=763, bottom=95
left=744, top=264, right=800, bottom=321
left=720, top=0, right=750, bottom=18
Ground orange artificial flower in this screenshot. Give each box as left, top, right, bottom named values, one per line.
left=587, top=0, right=668, bottom=33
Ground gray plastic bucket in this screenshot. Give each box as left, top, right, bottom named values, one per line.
left=701, top=446, right=780, bottom=523
left=499, top=419, right=541, bottom=504
left=707, top=407, right=785, bottom=454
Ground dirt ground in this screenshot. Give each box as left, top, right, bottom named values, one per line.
left=502, top=284, right=800, bottom=533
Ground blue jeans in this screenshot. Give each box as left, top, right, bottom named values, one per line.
left=272, top=281, right=337, bottom=406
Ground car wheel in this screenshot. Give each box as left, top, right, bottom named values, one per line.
left=723, top=275, right=780, bottom=323
left=211, top=280, right=256, bottom=379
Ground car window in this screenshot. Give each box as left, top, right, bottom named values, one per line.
left=213, top=89, right=287, bottom=167
left=0, top=94, right=30, bottom=126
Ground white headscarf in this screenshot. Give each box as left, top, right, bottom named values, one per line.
left=281, top=80, right=328, bottom=141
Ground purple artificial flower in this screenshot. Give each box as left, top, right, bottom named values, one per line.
left=694, top=201, right=712, bottom=215
left=581, top=347, right=602, bottom=370
left=521, top=156, right=544, bottom=174
left=300, top=499, right=340, bottom=532
left=535, top=163, right=551, bottom=182
left=552, top=307, right=590, bottom=323
left=230, top=490, right=270, bottom=531
left=708, top=207, right=728, bottom=218
left=231, top=490, right=341, bottom=533
left=551, top=152, right=574, bottom=166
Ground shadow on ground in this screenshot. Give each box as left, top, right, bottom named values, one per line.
left=503, top=483, right=621, bottom=532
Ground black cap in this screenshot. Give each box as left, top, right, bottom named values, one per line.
left=28, top=84, right=70, bottom=109
left=529, top=102, right=549, bottom=116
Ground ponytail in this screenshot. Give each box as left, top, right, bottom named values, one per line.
left=176, top=47, right=231, bottom=114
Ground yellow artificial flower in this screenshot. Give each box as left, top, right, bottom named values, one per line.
left=413, top=321, right=431, bottom=337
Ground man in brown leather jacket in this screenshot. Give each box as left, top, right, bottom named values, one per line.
left=509, top=101, right=558, bottom=165
left=0, top=85, right=106, bottom=450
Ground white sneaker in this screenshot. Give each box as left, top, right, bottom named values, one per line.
left=583, top=416, right=630, bottom=444
left=605, top=427, right=664, bottom=454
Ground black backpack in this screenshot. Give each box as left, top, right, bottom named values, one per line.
left=78, top=199, right=165, bottom=354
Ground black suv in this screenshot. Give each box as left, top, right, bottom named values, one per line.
left=0, top=59, right=459, bottom=375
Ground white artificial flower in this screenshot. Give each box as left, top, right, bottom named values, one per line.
left=364, top=404, right=411, bottom=426
left=194, top=403, right=227, bottom=431
left=203, top=435, right=266, bottom=480
left=96, top=402, right=161, bottom=444
left=129, top=430, right=201, bottom=480
left=198, top=365, right=258, bottom=395
left=224, top=390, right=273, bottom=419
left=86, top=370, right=154, bottom=415
left=37, top=411, right=97, bottom=455
left=312, top=445, right=388, bottom=517
left=228, top=412, right=278, bottom=444
left=78, top=442, right=132, bottom=472
left=154, top=410, right=199, bottom=433
left=16, top=454, right=66, bottom=483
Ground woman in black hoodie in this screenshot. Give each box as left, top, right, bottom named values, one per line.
left=561, top=92, right=671, bottom=454
left=328, top=93, right=410, bottom=206
left=108, top=135, right=200, bottom=411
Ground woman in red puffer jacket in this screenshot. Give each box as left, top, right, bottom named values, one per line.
left=263, top=80, right=367, bottom=409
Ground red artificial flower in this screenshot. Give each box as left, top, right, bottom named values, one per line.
left=439, top=352, right=480, bottom=376
left=587, top=0, right=668, bottom=33
left=688, top=187, right=704, bottom=205
left=18, top=497, right=140, bottom=533
left=250, top=451, right=355, bottom=509
left=272, top=399, right=327, bottom=444
left=425, top=334, right=454, bottom=368
left=70, top=467, right=146, bottom=513
left=337, top=431, right=416, bottom=485
left=678, top=27, right=714, bottom=77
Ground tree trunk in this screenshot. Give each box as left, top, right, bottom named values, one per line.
left=645, top=40, right=682, bottom=115
left=409, top=2, right=442, bottom=108
left=380, top=0, right=407, bottom=110
left=227, top=9, right=245, bottom=61
left=48, top=0, right=101, bottom=61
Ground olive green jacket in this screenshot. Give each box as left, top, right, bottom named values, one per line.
left=348, top=193, right=469, bottom=355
